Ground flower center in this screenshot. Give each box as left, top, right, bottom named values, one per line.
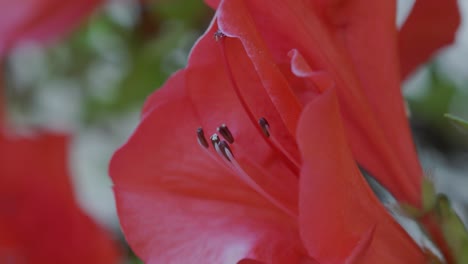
left=197, top=123, right=296, bottom=218
left=193, top=30, right=301, bottom=217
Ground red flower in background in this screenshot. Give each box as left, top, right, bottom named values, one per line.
left=0, top=0, right=103, bottom=56
left=0, top=132, right=120, bottom=264
left=110, top=0, right=459, bottom=263
left=0, top=1, right=118, bottom=263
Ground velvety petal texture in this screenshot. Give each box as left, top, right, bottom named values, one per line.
left=0, top=0, right=103, bottom=56
left=0, top=132, right=120, bottom=264
left=399, top=0, right=461, bottom=79
left=297, top=89, right=427, bottom=263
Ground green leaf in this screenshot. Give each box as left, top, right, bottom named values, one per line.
left=444, top=113, right=468, bottom=131
left=422, top=177, right=437, bottom=212
left=434, top=194, right=468, bottom=263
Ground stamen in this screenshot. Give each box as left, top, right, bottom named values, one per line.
left=259, top=117, right=301, bottom=170
left=217, top=140, right=233, bottom=162
left=258, top=117, right=270, bottom=137
left=197, top=127, right=209, bottom=148
left=210, top=133, right=232, bottom=162
left=217, top=124, right=234, bottom=143
left=210, top=133, right=220, bottom=149
left=214, top=30, right=226, bottom=42
left=199, top=127, right=297, bottom=218
left=196, top=131, right=236, bottom=174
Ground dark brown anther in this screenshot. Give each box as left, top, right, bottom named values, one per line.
left=218, top=140, right=233, bottom=162
left=217, top=124, right=234, bottom=144
left=214, top=30, right=226, bottom=41
left=210, top=133, right=220, bottom=149
left=197, top=127, right=209, bottom=148
left=258, top=117, right=270, bottom=137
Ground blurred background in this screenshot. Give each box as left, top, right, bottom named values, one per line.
left=2, top=0, right=467, bottom=262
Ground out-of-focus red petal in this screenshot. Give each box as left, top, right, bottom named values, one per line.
left=0, top=0, right=103, bottom=55
left=296, top=89, right=427, bottom=263
left=0, top=133, right=73, bottom=200
left=0, top=132, right=120, bottom=264
left=216, top=0, right=422, bottom=206
left=204, top=0, right=220, bottom=9
left=110, top=91, right=306, bottom=263
left=399, top=0, right=460, bottom=79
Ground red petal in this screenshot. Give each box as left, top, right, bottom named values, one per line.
left=204, top=0, right=220, bottom=9
left=324, top=0, right=424, bottom=206
left=0, top=132, right=120, bottom=263
left=216, top=0, right=422, bottom=205
left=185, top=20, right=300, bottom=214
left=399, top=0, right=460, bottom=79
left=0, top=133, right=73, bottom=200
left=296, top=89, right=427, bottom=263
left=140, top=15, right=300, bottom=218
left=110, top=90, right=306, bottom=263
left=0, top=0, right=102, bottom=55
left=217, top=0, right=304, bottom=137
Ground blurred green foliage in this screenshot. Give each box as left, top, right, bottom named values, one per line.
left=407, top=67, right=468, bottom=152
left=6, top=0, right=212, bottom=125
left=435, top=194, right=468, bottom=263
left=445, top=114, right=468, bottom=132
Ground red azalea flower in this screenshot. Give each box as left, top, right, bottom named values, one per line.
left=0, top=0, right=103, bottom=55
left=0, top=132, right=120, bottom=264
left=110, top=0, right=459, bottom=263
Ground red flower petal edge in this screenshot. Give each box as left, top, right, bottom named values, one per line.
left=296, top=89, right=427, bottom=263
left=399, top=0, right=461, bottom=79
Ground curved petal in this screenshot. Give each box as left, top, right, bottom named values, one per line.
left=0, top=0, right=103, bottom=55
left=216, top=0, right=421, bottom=205
left=0, top=132, right=120, bottom=263
left=322, top=0, right=424, bottom=203
left=110, top=88, right=306, bottom=263
left=296, top=89, right=427, bottom=263
left=399, top=0, right=460, bottom=79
